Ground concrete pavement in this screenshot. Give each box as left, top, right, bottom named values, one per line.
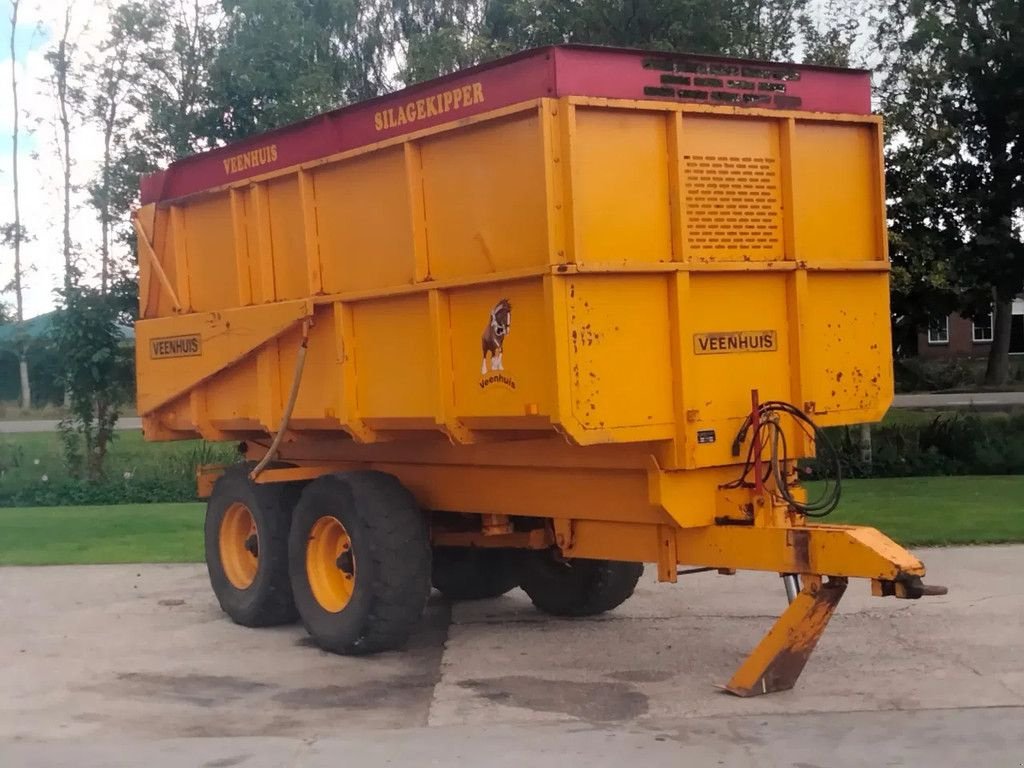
left=3, top=709, right=1022, bottom=768
left=1, top=546, right=1021, bottom=766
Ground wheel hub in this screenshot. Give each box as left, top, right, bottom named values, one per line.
left=220, top=502, right=259, bottom=590
left=336, top=548, right=354, bottom=576
left=307, top=516, right=357, bottom=613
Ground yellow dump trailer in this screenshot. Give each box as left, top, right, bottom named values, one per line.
left=135, top=45, right=943, bottom=695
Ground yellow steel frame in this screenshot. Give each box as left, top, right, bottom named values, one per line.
left=195, top=444, right=931, bottom=697
left=143, top=93, right=935, bottom=696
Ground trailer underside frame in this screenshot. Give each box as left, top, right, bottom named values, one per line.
left=195, top=450, right=940, bottom=697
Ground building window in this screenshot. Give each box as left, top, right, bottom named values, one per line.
left=927, top=316, right=949, bottom=345
left=973, top=313, right=993, bottom=343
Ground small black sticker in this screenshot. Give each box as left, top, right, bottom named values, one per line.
left=697, top=429, right=716, bottom=445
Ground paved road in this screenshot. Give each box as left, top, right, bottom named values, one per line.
left=2, top=546, right=1021, bottom=766
left=0, top=417, right=142, bottom=433
left=892, top=391, right=1024, bottom=408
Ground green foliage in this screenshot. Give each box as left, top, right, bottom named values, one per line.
left=395, top=0, right=813, bottom=84
left=808, top=412, right=1024, bottom=479
left=880, top=0, right=1024, bottom=381
left=0, top=344, right=68, bottom=405
left=797, top=0, right=863, bottom=66
left=87, top=1, right=169, bottom=266
left=51, top=279, right=137, bottom=481
left=210, top=0, right=391, bottom=139
left=893, top=357, right=976, bottom=393
left=0, top=430, right=237, bottom=507
left=136, top=0, right=223, bottom=158
left=1, top=221, right=32, bottom=251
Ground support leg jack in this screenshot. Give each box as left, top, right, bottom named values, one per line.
left=725, top=575, right=847, bottom=697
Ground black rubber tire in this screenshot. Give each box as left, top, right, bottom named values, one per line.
left=288, top=471, right=431, bottom=655
left=204, top=462, right=301, bottom=627
left=432, top=547, right=521, bottom=600
left=519, top=553, right=644, bottom=617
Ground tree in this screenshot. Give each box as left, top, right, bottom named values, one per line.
left=44, top=2, right=86, bottom=290
left=798, top=0, right=864, bottom=67
left=207, top=0, right=391, bottom=142
left=47, top=0, right=145, bottom=467
left=0, top=223, right=32, bottom=406
left=879, top=0, right=1024, bottom=384
left=51, top=0, right=222, bottom=473
left=53, top=278, right=135, bottom=480
left=392, top=0, right=490, bottom=84
left=6, top=0, right=24, bottom=322
left=160, top=0, right=219, bottom=153
left=87, top=1, right=164, bottom=291
left=5, top=0, right=30, bottom=410
left=85, top=0, right=228, bottom=240
left=885, top=142, right=964, bottom=357
left=395, top=0, right=811, bottom=85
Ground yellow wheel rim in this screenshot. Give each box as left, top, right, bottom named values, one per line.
left=306, top=516, right=356, bottom=613
left=220, top=502, right=259, bottom=589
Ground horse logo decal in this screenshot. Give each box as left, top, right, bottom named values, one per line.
left=481, top=298, right=511, bottom=376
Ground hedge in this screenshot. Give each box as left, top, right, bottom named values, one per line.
left=809, top=412, right=1024, bottom=478
left=0, top=434, right=236, bottom=508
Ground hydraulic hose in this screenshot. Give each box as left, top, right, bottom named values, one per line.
left=249, top=318, right=311, bottom=481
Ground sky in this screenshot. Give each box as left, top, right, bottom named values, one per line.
left=1, top=1, right=112, bottom=320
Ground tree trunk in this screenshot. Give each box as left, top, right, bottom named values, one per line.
left=858, top=422, right=872, bottom=467
left=19, top=352, right=31, bottom=411
left=984, top=297, right=1013, bottom=387
left=9, top=0, right=24, bottom=323
left=100, top=82, right=115, bottom=294
left=55, top=6, right=74, bottom=289
left=100, top=132, right=110, bottom=294
left=61, top=62, right=72, bottom=288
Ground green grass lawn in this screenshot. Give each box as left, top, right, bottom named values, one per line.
left=0, top=476, right=1021, bottom=565
left=0, top=502, right=204, bottom=565
left=822, top=475, right=1024, bottom=547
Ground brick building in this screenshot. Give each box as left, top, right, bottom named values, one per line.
left=917, top=299, right=1024, bottom=359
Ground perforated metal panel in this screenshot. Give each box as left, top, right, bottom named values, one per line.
left=642, top=57, right=804, bottom=109
left=683, top=155, right=783, bottom=258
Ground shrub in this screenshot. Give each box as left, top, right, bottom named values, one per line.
left=0, top=434, right=237, bottom=507
left=894, top=358, right=977, bottom=393
left=807, top=413, right=1024, bottom=478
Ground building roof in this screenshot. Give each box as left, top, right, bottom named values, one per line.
left=0, top=310, right=134, bottom=349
